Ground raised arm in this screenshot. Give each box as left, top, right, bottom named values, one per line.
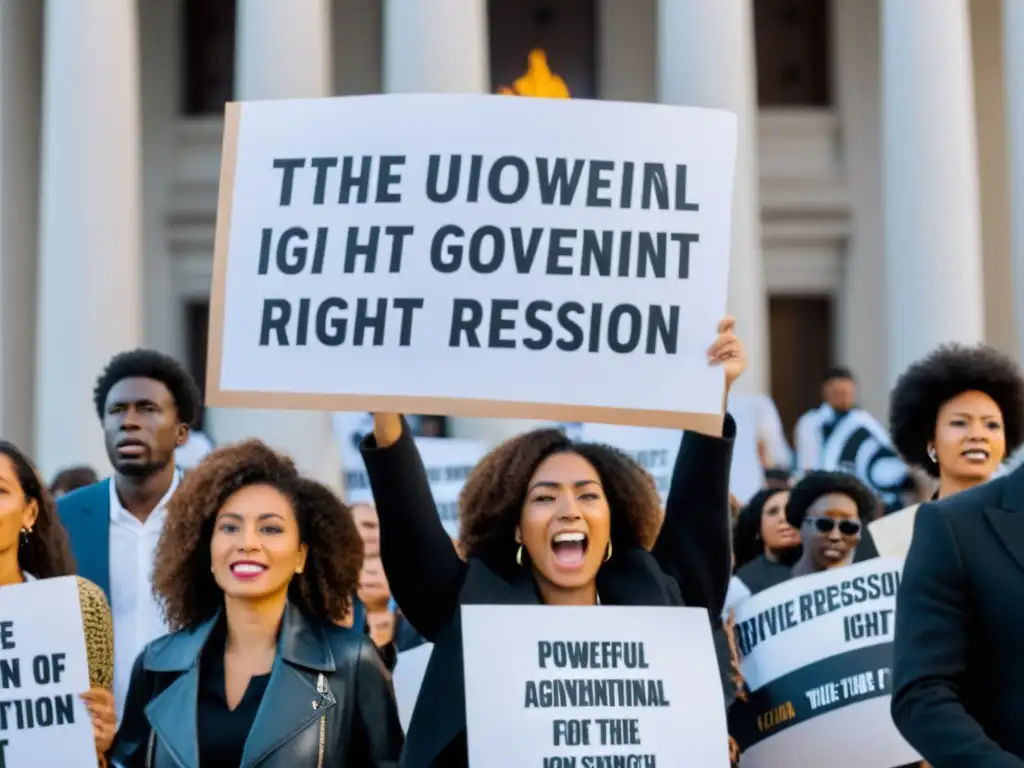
left=652, top=414, right=736, bottom=616
left=891, top=504, right=1024, bottom=767
left=360, top=414, right=467, bottom=640
left=651, top=315, right=744, bottom=617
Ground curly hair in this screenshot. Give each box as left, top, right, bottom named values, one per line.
left=889, top=344, right=1024, bottom=477
left=152, top=440, right=364, bottom=631
left=0, top=442, right=75, bottom=579
left=457, top=429, right=663, bottom=570
left=732, top=488, right=789, bottom=570
left=785, top=470, right=879, bottom=529
left=93, top=349, right=202, bottom=426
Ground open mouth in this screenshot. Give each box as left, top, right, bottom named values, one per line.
left=230, top=562, right=268, bottom=580
left=551, top=531, right=588, bottom=568
left=961, top=448, right=990, bottom=463
left=822, top=545, right=845, bottom=561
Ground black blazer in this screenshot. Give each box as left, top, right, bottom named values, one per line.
left=891, top=466, right=1024, bottom=766
left=110, top=602, right=404, bottom=767
left=361, top=416, right=736, bottom=767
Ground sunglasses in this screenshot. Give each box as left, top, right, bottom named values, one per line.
left=805, top=516, right=862, bottom=536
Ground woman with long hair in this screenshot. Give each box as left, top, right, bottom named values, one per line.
left=362, top=318, right=745, bottom=766
left=722, top=487, right=800, bottom=616
left=859, top=344, right=1024, bottom=559
left=0, top=441, right=115, bottom=764
left=110, top=440, right=402, bottom=767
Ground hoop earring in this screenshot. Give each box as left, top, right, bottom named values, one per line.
left=18, top=528, right=29, bottom=547
left=604, top=541, right=613, bottom=562
left=927, top=447, right=937, bottom=463
left=516, top=545, right=524, bottom=567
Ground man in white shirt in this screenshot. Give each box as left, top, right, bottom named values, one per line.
left=57, top=349, right=200, bottom=721
left=794, top=367, right=858, bottom=471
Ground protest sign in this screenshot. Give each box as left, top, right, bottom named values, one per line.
left=206, top=94, right=737, bottom=434
left=573, top=424, right=680, bottom=502
left=730, top=558, right=919, bottom=767
left=0, top=577, right=96, bottom=768
left=461, top=605, right=728, bottom=767
left=393, top=643, right=434, bottom=733
left=332, top=412, right=486, bottom=536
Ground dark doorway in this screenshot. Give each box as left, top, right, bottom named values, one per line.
left=753, top=0, right=831, bottom=106
left=769, top=295, right=834, bottom=439
left=488, top=0, right=596, bottom=98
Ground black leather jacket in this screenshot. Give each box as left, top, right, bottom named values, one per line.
left=110, top=602, right=403, bottom=767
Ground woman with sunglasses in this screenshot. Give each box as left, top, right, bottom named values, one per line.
left=786, top=471, right=877, bottom=577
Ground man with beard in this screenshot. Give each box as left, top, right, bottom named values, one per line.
left=58, top=349, right=199, bottom=721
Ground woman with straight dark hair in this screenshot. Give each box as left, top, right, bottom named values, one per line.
left=0, top=441, right=115, bottom=764
left=362, top=317, right=746, bottom=766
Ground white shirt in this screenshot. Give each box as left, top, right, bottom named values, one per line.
left=108, top=470, right=181, bottom=722
left=794, top=403, right=834, bottom=472
left=753, top=393, right=793, bottom=470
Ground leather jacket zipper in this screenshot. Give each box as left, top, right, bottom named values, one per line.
left=315, top=673, right=327, bottom=768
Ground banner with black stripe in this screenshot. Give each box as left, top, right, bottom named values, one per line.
left=730, top=558, right=921, bottom=767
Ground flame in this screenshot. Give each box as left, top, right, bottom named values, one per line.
left=497, top=49, right=570, bottom=99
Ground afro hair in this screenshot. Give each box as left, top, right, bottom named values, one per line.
left=889, top=344, right=1024, bottom=477
left=785, top=470, right=879, bottom=530
left=93, top=349, right=202, bottom=427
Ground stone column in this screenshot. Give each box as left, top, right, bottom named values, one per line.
left=657, top=0, right=770, bottom=395
left=0, top=0, right=41, bottom=455
left=35, top=0, right=142, bottom=477
left=383, top=0, right=489, bottom=93
left=1005, top=0, right=1024, bottom=362
left=882, top=0, right=984, bottom=379
left=204, top=0, right=344, bottom=490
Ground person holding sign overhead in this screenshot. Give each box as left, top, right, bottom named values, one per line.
left=0, top=442, right=116, bottom=765
left=110, top=440, right=403, bottom=767
left=857, top=344, right=1024, bottom=561
left=361, top=317, right=745, bottom=767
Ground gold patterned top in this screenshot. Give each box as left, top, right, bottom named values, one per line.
left=75, top=576, right=114, bottom=691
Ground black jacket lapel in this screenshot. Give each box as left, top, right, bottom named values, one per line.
left=239, top=603, right=337, bottom=768
left=985, top=507, right=1024, bottom=576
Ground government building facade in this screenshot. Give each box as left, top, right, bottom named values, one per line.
left=1, top=0, right=1021, bottom=486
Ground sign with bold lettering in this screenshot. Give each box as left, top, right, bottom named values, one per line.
left=207, top=94, right=737, bottom=434
left=729, top=558, right=920, bottom=766
left=0, top=577, right=96, bottom=767
left=332, top=412, right=486, bottom=537
left=461, top=605, right=729, bottom=767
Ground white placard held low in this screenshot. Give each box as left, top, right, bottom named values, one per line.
left=730, top=558, right=919, bottom=767
left=207, top=94, right=737, bottom=434
left=392, top=643, right=434, bottom=733
left=0, top=577, right=97, bottom=768
left=461, top=605, right=728, bottom=767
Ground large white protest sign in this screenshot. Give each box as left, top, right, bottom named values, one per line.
left=730, top=558, right=919, bottom=767
left=462, top=605, right=728, bottom=767
left=207, top=94, right=737, bottom=434
left=332, top=412, right=486, bottom=536
left=0, top=577, right=96, bottom=768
